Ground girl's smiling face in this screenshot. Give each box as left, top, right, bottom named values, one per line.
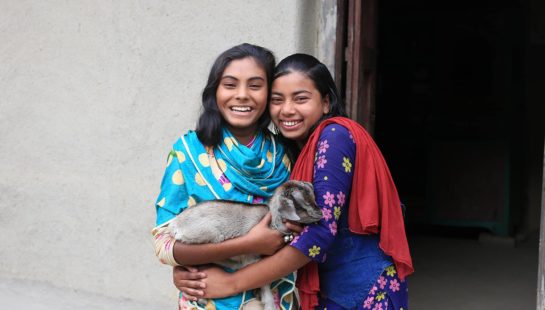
left=216, top=57, right=268, bottom=144
left=270, top=71, right=330, bottom=147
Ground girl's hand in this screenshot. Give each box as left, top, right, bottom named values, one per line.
left=173, top=265, right=207, bottom=301
left=199, top=265, right=237, bottom=299
left=244, top=213, right=284, bottom=255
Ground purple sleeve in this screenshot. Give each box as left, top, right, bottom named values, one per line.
left=290, top=124, right=356, bottom=262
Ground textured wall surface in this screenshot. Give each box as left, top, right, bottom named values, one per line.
left=0, top=0, right=331, bottom=306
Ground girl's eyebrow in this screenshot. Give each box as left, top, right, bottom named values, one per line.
left=221, top=75, right=265, bottom=81
left=271, top=89, right=311, bottom=96
left=292, top=90, right=312, bottom=96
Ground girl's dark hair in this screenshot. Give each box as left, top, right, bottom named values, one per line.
left=195, top=43, right=275, bottom=146
left=273, top=53, right=347, bottom=160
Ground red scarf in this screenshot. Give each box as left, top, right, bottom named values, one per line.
left=290, top=117, right=414, bottom=310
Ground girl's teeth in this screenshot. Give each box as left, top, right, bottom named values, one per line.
left=231, top=106, right=251, bottom=112
left=283, top=121, right=300, bottom=127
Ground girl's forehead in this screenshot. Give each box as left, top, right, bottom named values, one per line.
left=221, top=57, right=266, bottom=80
left=273, top=71, right=316, bottom=90
left=225, top=57, right=260, bottom=71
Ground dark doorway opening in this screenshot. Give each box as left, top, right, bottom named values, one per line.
left=375, top=0, right=529, bottom=237
left=335, top=0, right=545, bottom=307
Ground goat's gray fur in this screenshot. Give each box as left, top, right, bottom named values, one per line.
left=168, top=180, right=322, bottom=310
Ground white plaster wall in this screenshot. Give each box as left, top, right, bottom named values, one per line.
left=0, top=0, right=331, bottom=306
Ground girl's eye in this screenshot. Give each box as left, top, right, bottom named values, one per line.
left=249, top=84, right=263, bottom=90
left=295, top=97, right=309, bottom=103
left=271, top=97, right=283, bottom=104
left=223, top=83, right=236, bottom=88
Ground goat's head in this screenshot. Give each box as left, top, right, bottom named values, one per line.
left=272, top=180, right=322, bottom=224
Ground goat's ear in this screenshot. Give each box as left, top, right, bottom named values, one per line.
left=277, top=197, right=301, bottom=221
left=291, top=190, right=310, bottom=208
left=302, top=181, right=314, bottom=191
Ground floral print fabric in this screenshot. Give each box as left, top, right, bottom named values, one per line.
left=316, top=266, right=408, bottom=310
left=290, top=125, right=355, bottom=262
left=290, top=124, right=408, bottom=309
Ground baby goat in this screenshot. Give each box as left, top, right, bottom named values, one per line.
left=168, top=180, right=322, bottom=310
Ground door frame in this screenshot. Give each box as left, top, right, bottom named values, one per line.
left=538, top=139, right=545, bottom=309
left=335, top=0, right=377, bottom=134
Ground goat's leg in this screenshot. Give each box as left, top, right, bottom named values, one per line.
left=260, top=284, right=276, bottom=310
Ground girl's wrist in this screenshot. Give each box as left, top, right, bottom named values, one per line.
left=229, top=272, right=242, bottom=295
left=239, top=234, right=255, bottom=255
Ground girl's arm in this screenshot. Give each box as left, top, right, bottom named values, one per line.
left=174, top=221, right=305, bottom=298
left=177, top=124, right=356, bottom=298
left=171, top=213, right=286, bottom=265
left=154, top=146, right=286, bottom=267
left=198, top=245, right=310, bottom=299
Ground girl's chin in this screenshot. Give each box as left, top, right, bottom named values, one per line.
left=279, top=130, right=306, bottom=142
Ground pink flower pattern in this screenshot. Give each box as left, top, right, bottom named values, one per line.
left=323, top=191, right=335, bottom=207
left=316, top=155, right=327, bottom=169
left=318, top=140, right=330, bottom=154
left=329, top=222, right=337, bottom=235
left=320, top=265, right=405, bottom=310
left=321, top=208, right=332, bottom=221
left=363, top=296, right=374, bottom=309
left=389, top=279, right=400, bottom=292
left=336, top=192, right=346, bottom=206
left=378, top=276, right=387, bottom=289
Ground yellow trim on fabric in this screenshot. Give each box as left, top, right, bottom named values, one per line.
left=181, top=135, right=220, bottom=199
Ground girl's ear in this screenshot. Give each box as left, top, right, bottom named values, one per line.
left=322, top=95, right=331, bottom=114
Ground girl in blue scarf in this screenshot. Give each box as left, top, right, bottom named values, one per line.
left=152, top=43, right=294, bottom=310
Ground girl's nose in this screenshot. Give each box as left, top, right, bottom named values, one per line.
left=280, top=101, right=295, bottom=114
left=235, top=87, right=248, bottom=100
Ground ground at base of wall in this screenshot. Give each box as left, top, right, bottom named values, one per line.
left=409, top=231, right=538, bottom=310
left=0, top=278, right=169, bottom=310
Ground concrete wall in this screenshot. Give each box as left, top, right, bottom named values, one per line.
left=0, top=0, right=335, bottom=306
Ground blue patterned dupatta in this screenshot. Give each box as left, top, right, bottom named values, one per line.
left=177, top=128, right=296, bottom=310
left=179, top=128, right=290, bottom=202
left=214, top=127, right=291, bottom=199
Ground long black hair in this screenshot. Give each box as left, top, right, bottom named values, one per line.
left=272, top=53, right=347, bottom=160
left=195, top=43, right=275, bottom=146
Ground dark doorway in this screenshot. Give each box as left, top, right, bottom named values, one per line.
left=335, top=0, right=545, bottom=308
left=374, top=0, right=526, bottom=236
